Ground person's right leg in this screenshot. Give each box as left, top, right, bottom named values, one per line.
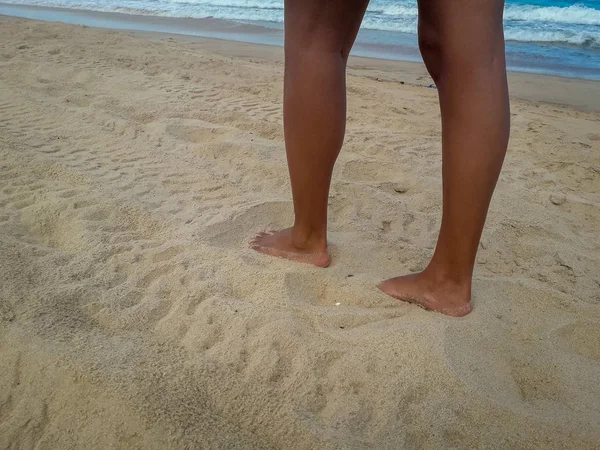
left=250, top=0, right=369, bottom=267
left=378, top=0, right=510, bottom=316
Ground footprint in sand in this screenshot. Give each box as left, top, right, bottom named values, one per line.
left=342, top=160, right=405, bottom=184
left=204, top=201, right=293, bottom=248
left=553, top=321, right=600, bottom=362
left=166, top=121, right=230, bottom=144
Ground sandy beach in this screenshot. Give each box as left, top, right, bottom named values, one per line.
left=1, top=14, right=599, bottom=449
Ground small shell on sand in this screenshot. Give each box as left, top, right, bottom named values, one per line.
left=550, top=194, right=567, bottom=205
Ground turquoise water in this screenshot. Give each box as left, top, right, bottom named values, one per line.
left=1, top=0, right=599, bottom=79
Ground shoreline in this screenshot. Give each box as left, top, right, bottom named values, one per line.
left=1, top=2, right=599, bottom=82
left=1, top=12, right=599, bottom=112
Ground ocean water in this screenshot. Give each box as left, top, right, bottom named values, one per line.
left=1, top=0, right=599, bottom=79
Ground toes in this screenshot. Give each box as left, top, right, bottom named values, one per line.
left=376, top=280, right=390, bottom=292
left=249, top=229, right=278, bottom=247
left=255, top=230, right=275, bottom=238
left=249, top=239, right=264, bottom=249
left=249, top=231, right=268, bottom=245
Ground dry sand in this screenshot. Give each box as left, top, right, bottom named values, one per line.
left=1, top=15, right=599, bottom=449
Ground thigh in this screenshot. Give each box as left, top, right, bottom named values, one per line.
left=284, top=0, right=370, bottom=58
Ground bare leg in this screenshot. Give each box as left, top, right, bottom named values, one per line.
left=379, top=0, right=510, bottom=316
left=250, top=0, right=369, bottom=267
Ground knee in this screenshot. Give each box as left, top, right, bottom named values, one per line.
left=418, top=21, right=504, bottom=84
left=285, top=24, right=350, bottom=64
left=418, top=23, right=444, bottom=83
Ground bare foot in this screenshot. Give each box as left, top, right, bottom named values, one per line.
left=249, top=228, right=331, bottom=267
left=377, top=271, right=472, bottom=317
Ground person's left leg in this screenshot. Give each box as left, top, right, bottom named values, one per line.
left=250, top=0, right=369, bottom=267
left=378, top=0, right=510, bottom=317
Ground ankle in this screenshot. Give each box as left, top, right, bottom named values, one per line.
left=291, top=225, right=327, bottom=251
left=422, top=263, right=472, bottom=293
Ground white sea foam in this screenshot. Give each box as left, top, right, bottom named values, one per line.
left=505, top=28, right=599, bottom=47
left=504, top=4, right=600, bottom=26
left=2, top=0, right=600, bottom=48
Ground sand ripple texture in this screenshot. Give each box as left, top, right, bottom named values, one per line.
left=1, top=17, right=599, bottom=450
